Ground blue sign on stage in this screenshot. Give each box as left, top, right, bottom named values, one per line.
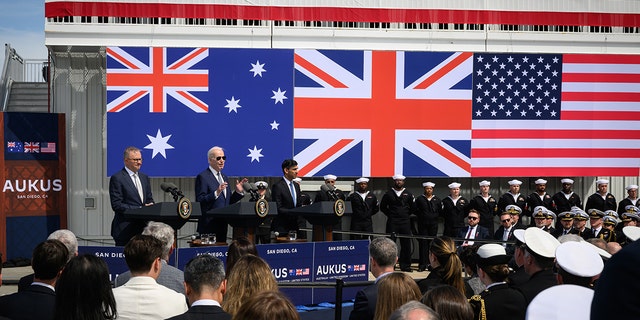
left=78, top=246, right=127, bottom=284
left=175, top=246, right=229, bottom=270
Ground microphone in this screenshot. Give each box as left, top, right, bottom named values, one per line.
left=321, top=183, right=339, bottom=201
left=242, top=182, right=258, bottom=201
left=160, top=182, right=184, bottom=201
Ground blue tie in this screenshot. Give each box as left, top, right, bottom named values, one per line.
left=289, top=182, right=297, bottom=207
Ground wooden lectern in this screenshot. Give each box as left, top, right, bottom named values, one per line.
left=205, top=201, right=277, bottom=243
left=290, top=201, right=352, bottom=242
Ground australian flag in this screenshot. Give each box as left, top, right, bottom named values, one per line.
left=106, top=47, right=294, bottom=177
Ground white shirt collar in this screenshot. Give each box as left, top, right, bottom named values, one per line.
left=191, top=299, right=221, bottom=307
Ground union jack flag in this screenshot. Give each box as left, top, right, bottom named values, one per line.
left=107, top=47, right=209, bottom=113
left=24, top=142, right=40, bottom=153
left=294, top=49, right=472, bottom=177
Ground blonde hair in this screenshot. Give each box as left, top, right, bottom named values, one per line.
left=222, top=254, right=278, bottom=316
left=430, top=236, right=466, bottom=296
left=232, top=290, right=300, bottom=320
left=373, top=272, right=422, bottom=320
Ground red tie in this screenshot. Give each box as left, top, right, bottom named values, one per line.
left=466, top=227, right=472, bottom=239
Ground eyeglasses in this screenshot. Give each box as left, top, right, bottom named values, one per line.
left=501, top=219, right=511, bottom=223
left=467, top=216, right=478, bottom=220
left=214, top=156, right=226, bottom=161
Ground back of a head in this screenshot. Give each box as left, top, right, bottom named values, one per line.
left=370, top=237, right=398, bottom=267
left=232, top=290, right=300, bottom=320
left=223, top=254, right=278, bottom=315
left=421, top=285, right=474, bottom=320
left=142, top=221, right=175, bottom=259
left=389, top=301, right=440, bottom=320
left=226, top=237, right=258, bottom=275
left=33, top=239, right=68, bottom=280
left=54, top=254, right=116, bottom=320
left=374, top=272, right=422, bottom=320
left=124, top=235, right=163, bottom=274
left=184, top=254, right=225, bottom=293
left=430, top=237, right=465, bottom=293
left=47, top=229, right=78, bottom=261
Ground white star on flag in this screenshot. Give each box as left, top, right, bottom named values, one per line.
left=250, top=60, right=266, bottom=77
left=247, top=145, right=264, bottom=162
left=270, top=120, right=280, bottom=130
left=144, top=129, right=174, bottom=159
left=225, top=96, right=242, bottom=113
left=271, top=88, right=288, bottom=104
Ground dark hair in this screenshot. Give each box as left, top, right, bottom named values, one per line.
left=33, top=239, right=68, bottom=280
left=281, top=159, right=297, bottom=172
left=184, top=255, right=226, bottom=294
left=421, top=285, right=474, bottom=320
left=232, top=290, right=300, bottom=320
left=458, top=245, right=480, bottom=276
left=54, top=254, right=117, bottom=320
left=429, top=237, right=466, bottom=295
left=479, top=264, right=511, bottom=283
left=123, top=235, right=163, bottom=273
left=369, top=237, right=398, bottom=268
left=226, top=237, right=258, bottom=276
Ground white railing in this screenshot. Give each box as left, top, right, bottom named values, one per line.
left=0, top=44, right=48, bottom=111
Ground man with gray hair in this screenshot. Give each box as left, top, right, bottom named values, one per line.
left=389, top=301, right=440, bottom=320
left=349, top=237, right=398, bottom=320
left=115, top=221, right=185, bottom=294
left=167, top=255, right=230, bottom=320
left=18, top=229, right=78, bottom=292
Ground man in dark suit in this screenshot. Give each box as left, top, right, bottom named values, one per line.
left=0, top=239, right=68, bottom=320
left=271, top=159, right=303, bottom=236
left=349, top=237, right=397, bottom=320
left=458, top=209, right=491, bottom=247
left=515, top=227, right=560, bottom=306
left=494, top=212, right=516, bottom=254
left=109, top=146, right=155, bottom=246
left=195, top=146, right=246, bottom=243
left=167, top=255, right=230, bottom=320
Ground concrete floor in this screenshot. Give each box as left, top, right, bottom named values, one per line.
left=0, top=266, right=31, bottom=296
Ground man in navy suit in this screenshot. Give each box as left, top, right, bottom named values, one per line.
left=0, top=239, right=68, bottom=320
left=196, top=146, right=247, bottom=243
left=458, top=209, right=491, bottom=247
left=109, top=146, right=155, bottom=246
left=270, top=159, right=302, bottom=236
left=167, top=255, right=231, bottom=320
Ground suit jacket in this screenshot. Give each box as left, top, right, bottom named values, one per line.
left=109, top=167, right=154, bottom=246
left=166, top=305, right=231, bottom=320
left=115, top=260, right=185, bottom=294
left=271, top=178, right=302, bottom=234
left=479, top=283, right=526, bottom=320
left=469, top=195, right=498, bottom=232
left=0, top=284, right=56, bottom=320
left=349, top=283, right=377, bottom=320
left=458, top=225, right=491, bottom=241
left=113, top=276, right=188, bottom=320
left=195, top=168, right=244, bottom=234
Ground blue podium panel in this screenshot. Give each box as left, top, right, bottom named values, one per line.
left=78, top=246, right=127, bottom=284
left=312, top=240, right=370, bottom=303
left=176, top=246, right=229, bottom=270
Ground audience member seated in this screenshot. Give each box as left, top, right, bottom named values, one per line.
left=0, top=239, right=68, bottom=320
left=416, top=236, right=472, bottom=297
left=232, top=290, right=300, bottom=320
left=222, top=254, right=278, bottom=316
left=389, top=301, right=440, bottom=320
left=115, top=221, right=184, bottom=294
left=113, top=235, right=188, bottom=320
left=373, top=272, right=421, bottom=320
left=225, top=236, right=258, bottom=276
left=54, top=254, right=117, bottom=320
left=458, top=244, right=485, bottom=295
left=421, top=285, right=473, bottom=320
left=167, top=255, right=230, bottom=320
left=18, top=229, right=78, bottom=292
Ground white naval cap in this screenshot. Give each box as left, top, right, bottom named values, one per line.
left=505, top=205, right=522, bottom=215
left=623, top=226, right=640, bottom=242
left=596, top=179, right=609, bottom=186
left=526, top=285, right=594, bottom=320
left=508, top=179, right=523, bottom=186
left=532, top=206, right=548, bottom=218
left=323, top=174, right=337, bottom=181
left=524, top=227, right=561, bottom=259
left=555, top=241, right=603, bottom=277
left=603, top=215, right=619, bottom=226
left=513, top=229, right=526, bottom=244
left=479, top=180, right=491, bottom=186
left=355, top=177, right=369, bottom=184
left=392, top=174, right=406, bottom=180
left=448, top=182, right=461, bottom=188
left=561, top=178, right=574, bottom=184
left=422, top=182, right=435, bottom=187
left=626, top=184, right=639, bottom=191
left=534, top=178, right=547, bottom=185
left=604, top=210, right=619, bottom=219
left=476, top=244, right=511, bottom=267
left=254, top=181, right=268, bottom=189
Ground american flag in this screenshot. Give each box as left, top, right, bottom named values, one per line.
left=24, top=142, right=40, bottom=153
left=40, top=142, right=56, bottom=153
left=294, top=49, right=472, bottom=177
left=471, top=53, right=640, bottom=176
